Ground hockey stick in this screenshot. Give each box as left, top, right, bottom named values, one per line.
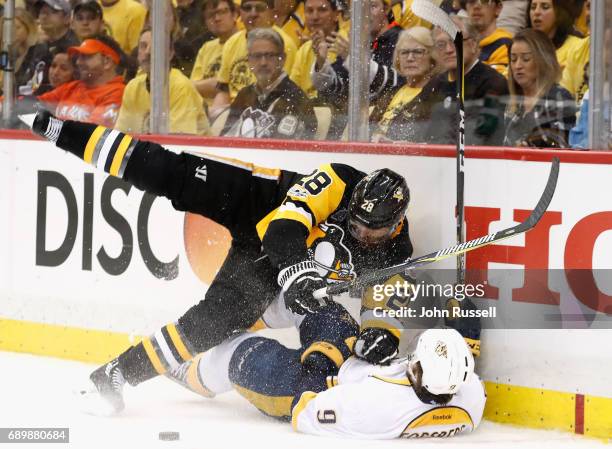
left=313, top=158, right=560, bottom=300
left=411, top=0, right=466, bottom=284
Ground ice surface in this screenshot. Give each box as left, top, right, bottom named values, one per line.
left=0, top=351, right=606, bottom=449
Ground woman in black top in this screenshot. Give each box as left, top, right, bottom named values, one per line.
left=503, top=29, right=576, bottom=148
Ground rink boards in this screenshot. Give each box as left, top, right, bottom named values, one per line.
left=0, top=132, right=611, bottom=439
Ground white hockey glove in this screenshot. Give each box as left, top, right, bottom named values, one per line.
left=354, top=327, right=399, bottom=365
left=278, top=260, right=329, bottom=315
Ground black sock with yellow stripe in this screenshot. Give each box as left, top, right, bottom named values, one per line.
left=55, top=120, right=138, bottom=179
left=117, top=322, right=195, bottom=386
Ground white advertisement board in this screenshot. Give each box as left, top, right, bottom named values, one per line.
left=1, top=136, right=611, bottom=398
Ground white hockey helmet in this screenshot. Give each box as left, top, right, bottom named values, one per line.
left=411, top=328, right=474, bottom=396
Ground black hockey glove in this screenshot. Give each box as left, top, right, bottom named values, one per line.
left=354, top=327, right=399, bottom=365
left=278, top=260, right=329, bottom=315
left=31, top=108, right=64, bottom=143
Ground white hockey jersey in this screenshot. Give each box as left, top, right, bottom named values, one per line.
left=292, top=357, right=486, bottom=439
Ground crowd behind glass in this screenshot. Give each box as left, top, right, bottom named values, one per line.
left=0, top=0, right=597, bottom=149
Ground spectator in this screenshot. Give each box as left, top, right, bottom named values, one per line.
left=72, top=0, right=108, bottom=41
left=385, top=16, right=508, bottom=145
left=559, top=34, right=589, bottom=102
left=145, top=0, right=214, bottom=76
left=466, top=0, right=513, bottom=75
left=19, top=0, right=79, bottom=95
left=274, top=0, right=307, bottom=48
left=100, top=0, right=147, bottom=53
left=209, top=0, right=298, bottom=118
left=115, top=29, right=210, bottom=135
left=369, top=0, right=403, bottom=68
left=221, top=28, right=316, bottom=139
left=371, top=27, right=438, bottom=141
left=176, top=0, right=208, bottom=40
left=12, top=8, right=40, bottom=92
left=310, top=0, right=403, bottom=136
left=526, top=0, right=587, bottom=71
left=37, top=35, right=126, bottom=126
left=312, top=0, right=402, bottom=96
left=559, top=1, right=589, bottom=102
left=503, top=29, right=576, bottom=148
left=497, top=0, right=528, bottom=35
left=191, top=0, right=239, bottom=107
left=47, top=50, right=77, bottom=88
left=289, top=0, right=342, bottom=100
left=174, top=0, right=214, bottom=76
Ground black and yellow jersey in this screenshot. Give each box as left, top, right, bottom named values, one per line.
left=259, top=163, right=413, bottom=277
left=48, top=120, right=413, bottom=284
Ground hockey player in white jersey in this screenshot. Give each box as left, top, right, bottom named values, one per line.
left=293, top=328, right=485, bottom=438
left=167, top=325, right=485, bottom=439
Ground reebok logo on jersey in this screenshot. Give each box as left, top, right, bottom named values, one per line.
left=432, top=414, right=452, bottom=420
left=195, top=165, right=207, bottom=182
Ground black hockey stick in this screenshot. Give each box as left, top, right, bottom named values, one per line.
left=313, top=158, right=560, bottom=300
left=411, top=0, right=466, bottom=284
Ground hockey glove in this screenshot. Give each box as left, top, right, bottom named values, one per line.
left=354, top=327, right=399, bottom=365
left=31, top=108, right=64, bottom=143
left=278, top=260, right=329, bottom=315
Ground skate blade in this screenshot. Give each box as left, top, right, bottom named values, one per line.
left=74, top=382, right=122, bottom=417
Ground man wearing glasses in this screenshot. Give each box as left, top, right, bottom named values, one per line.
left=222, top=28, right=317, bottom=139
left=191, top=0, right=240, bottom=108
left=209, top=0, right=298, bottom=119
left=465, top=0, right=513, bottom=75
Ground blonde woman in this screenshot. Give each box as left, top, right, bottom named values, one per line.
left=372, top=27, right=437, bottom=141
left=503, top=29, right=576, bottom=148
left=12, top=8, right=40, bottom=90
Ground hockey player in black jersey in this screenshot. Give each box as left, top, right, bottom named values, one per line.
left=27, top=109, right=416, bottom=414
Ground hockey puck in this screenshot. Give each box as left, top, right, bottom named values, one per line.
left=158, top=431, right=180, bottom=441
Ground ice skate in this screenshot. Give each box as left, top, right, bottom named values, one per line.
left=78, top=359, right=126, bottom=416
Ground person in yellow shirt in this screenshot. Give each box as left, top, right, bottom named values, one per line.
left=560, top=34, right=589, bottom=102
left=465, top=0, right=512, bottom=76
left=275, top=0, right=307, bottom=48
left=526, top=0, right=587, bottom=72
left=100, top=0, right=147, bottom=54
left=209, top=0, right=298, bottom=118
left=191, top=0, right=239, bottom=107
left=289, top=0, right=342, bottom=100
left=372, top=27, right=438, bottom=141
left=116, top=28, right=210, bottom=135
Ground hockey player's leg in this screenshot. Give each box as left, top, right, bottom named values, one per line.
left=228, top=337, right=306, bottom=421
left=84, top=243, right=278, bottom=414
left=167, top=333, right=260, bottom=398
left=28, top=111, right=287, bottom=227
left=252, top=295, right=359, bottom=382
left=299, top=303, right=359, bottom=374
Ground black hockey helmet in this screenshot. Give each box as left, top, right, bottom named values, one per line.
left=348, top=168, right=409, bottom=237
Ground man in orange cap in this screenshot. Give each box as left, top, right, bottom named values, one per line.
left=36, top=34, right=126, bottom=126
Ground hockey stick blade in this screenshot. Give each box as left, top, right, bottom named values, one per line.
left=411, top=0, right=458, bottom=40
left=313, top=158, right=560, bottom=299
left=18, top=113, right=36, bottom=128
